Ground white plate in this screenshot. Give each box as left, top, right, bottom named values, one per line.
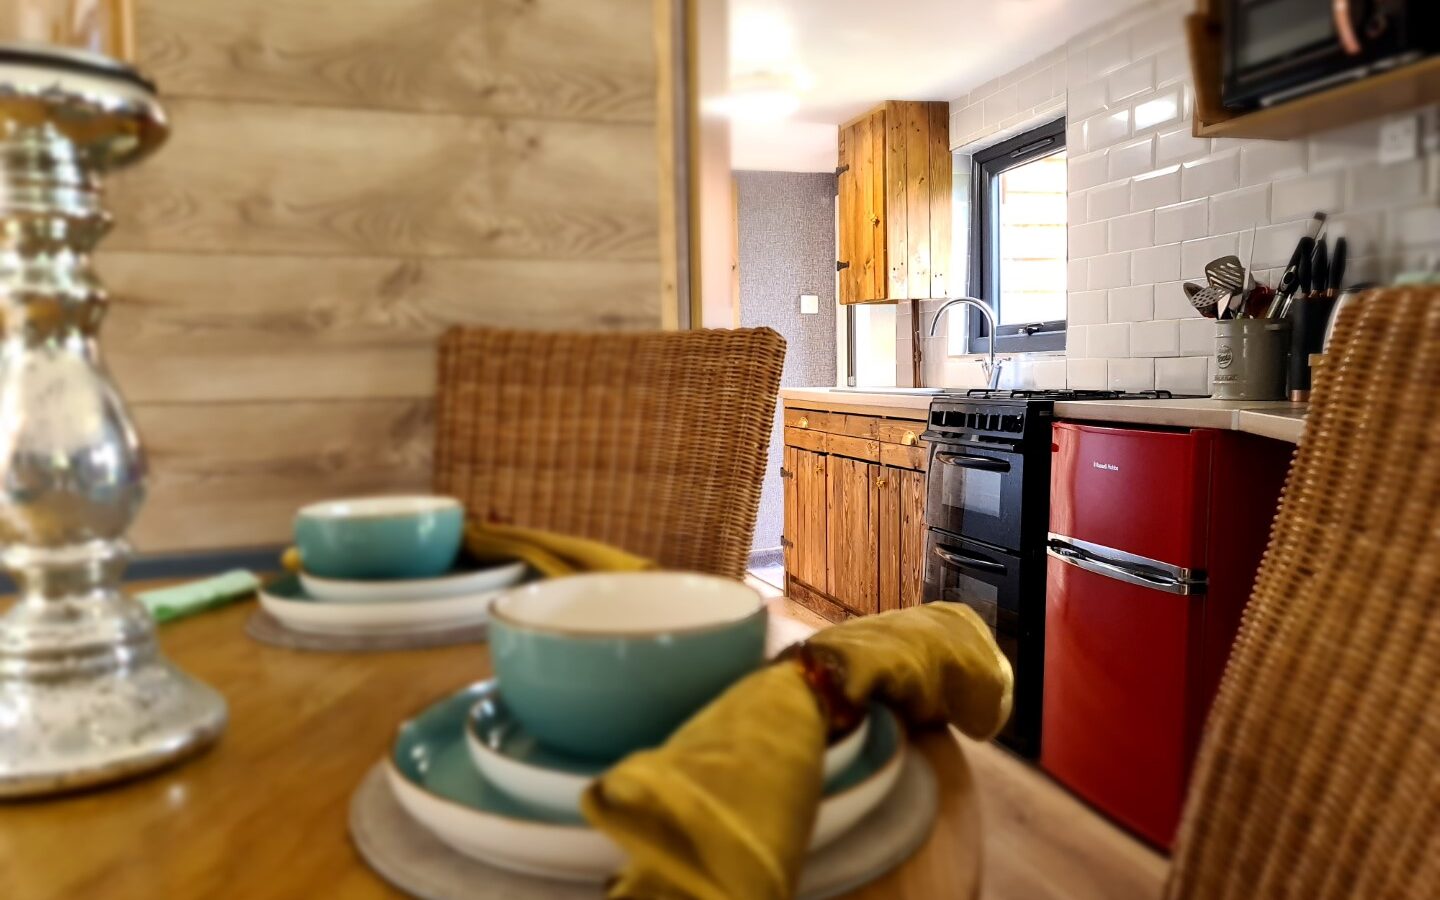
left=464, top=681, right=871, bottom=818
left=300, top=561, right=527, bottom=605
left=259, top=575, right=499, bottom=637
left=386, top=683, right=905, bottom=883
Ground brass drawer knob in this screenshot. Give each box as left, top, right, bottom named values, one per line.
left=901, top=431, right=917, bottom=446
left=798, top=416, right=809, bottom=428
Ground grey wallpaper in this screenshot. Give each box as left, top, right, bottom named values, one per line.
left=736, top=171, right=838, bottom=557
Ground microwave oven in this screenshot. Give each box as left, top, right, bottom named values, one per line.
left=1222, top=0, right=1439, bottom=110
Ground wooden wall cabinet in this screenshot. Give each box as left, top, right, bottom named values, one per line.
left=781, top=402, right=929, bottom=622
left=837, top=101, right=952, bottom=304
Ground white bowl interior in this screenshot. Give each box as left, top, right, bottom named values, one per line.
left=299, top=495, right=460, bottom=520
left=493, top=573, right=761, bottom=634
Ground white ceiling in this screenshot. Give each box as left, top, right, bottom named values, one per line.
left=728, top=0, right=1149, bottom=171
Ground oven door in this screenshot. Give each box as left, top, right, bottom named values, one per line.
left=923, top=529, right=1041, bottom=756
left=925, top=440, right=1025, bottom=552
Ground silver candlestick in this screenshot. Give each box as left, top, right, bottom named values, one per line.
left=0, top=44, right=226, bottom=797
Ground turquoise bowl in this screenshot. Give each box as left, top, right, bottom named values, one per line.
left=294, top=495, right=463, bottom=580
left=488, top=573, right=767, bottom=761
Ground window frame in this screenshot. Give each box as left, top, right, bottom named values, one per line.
left=966, top=117, right=1068, bottom=355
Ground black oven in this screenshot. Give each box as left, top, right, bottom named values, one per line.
left=924, top=442, right=1026, bottom=553
left=1223, top=0, right=1438, bottom=109
left=923, top=529, right=1044, bottom=756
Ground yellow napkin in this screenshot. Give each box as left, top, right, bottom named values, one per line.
left=464, top=520, right=654, bottom=577
left=581, top=602, right=1013, bottom=900
left=279, top=521, right=653, bottom=579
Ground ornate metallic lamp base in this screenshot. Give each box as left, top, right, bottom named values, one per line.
left=0, top=660, right=226, bottom=797
left=0, top=46, right=227, bottom=798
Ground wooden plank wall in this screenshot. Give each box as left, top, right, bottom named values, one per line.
left=102, top=0, right=665, bottom=551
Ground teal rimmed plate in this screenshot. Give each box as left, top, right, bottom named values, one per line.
left=464, top=679, right=871, bottom=816
left=384, top=681, right=906, bottom=882
left=258, top=573, right=499, bottom=637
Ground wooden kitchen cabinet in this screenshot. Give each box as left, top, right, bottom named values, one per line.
left=837, top=100, right=952, bottom=304
left=782, top=401, right=930, bottom=622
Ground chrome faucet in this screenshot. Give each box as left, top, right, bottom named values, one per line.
left=929, top=297, right=1003, bottom=390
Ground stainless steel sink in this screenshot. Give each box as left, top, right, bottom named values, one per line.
left=829, top=387, right=944, bottom=395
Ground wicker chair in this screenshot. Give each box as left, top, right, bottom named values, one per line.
left=433, top=327, right=786, bottom=580
left=1166, top=287, right=1440, bottom=900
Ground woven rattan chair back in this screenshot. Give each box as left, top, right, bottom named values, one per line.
left=433, top=327, right=786, bottom=579
left=1166, top=287, right=1440, bottom=900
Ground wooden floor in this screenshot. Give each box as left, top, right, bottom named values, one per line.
left=745, top=572, right=1170, bottom=900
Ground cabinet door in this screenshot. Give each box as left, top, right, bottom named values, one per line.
left=827, top=455, right=879, bottom=615
left=784, top=446, right=828, bottom=591
left=838, top=111, right=887, bottom=303
left=878, top=466, right=928, bottom=611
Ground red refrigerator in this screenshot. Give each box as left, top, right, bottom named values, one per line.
left=1040, top=421, right=1290, bottom=848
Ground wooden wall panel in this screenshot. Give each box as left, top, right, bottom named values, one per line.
left=884, top=102, right=908, bottom=299
left=137, top=0, right=654, bottom=123
left=110, top=0, right=666, bottom=551
left=904, top=103, right=931, bottom=297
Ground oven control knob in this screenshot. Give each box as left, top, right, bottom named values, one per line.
left=1005, top=415, right=1024, bottom=432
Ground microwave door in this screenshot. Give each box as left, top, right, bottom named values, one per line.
left=1046, top=538, right=1205, bottom=595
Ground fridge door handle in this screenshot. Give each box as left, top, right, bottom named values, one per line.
left=933, top=544, right=1007, bottom=574
left=1047, top=542, right=1202, bottom=596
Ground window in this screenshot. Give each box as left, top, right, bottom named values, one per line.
left=962, top=118, right=1067, bottom=354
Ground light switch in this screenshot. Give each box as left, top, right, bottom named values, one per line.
left=800, top=294, right=819, bottom=314
left=1379, top=115, right=1419, bottom=166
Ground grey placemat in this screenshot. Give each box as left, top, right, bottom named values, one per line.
left=349, top=747, right=938, bottom=899
left=245, top=610, right=488, bottom=653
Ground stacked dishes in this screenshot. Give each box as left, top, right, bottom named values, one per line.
left=382, top=572, right=909, bottom=882
left=258, top=496, right=527, bottom=636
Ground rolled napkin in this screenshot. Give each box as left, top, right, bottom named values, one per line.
left=581, top=602, right=1013, bottom=900
left=464, top=520, right=654, bottom=578
left=136, top=570, right=260, bottom=624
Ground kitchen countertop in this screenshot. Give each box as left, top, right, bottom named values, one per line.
left=1053, top=399, right=1307, bottom=444
left=781, top=388, right=1307, bottom=444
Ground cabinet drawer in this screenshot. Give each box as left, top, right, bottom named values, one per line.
left=873, top=421, right=927, bottom=449
left=825, top=433, right=881, bottom=462
left=880, top=442, right=928, bottom=471
left=784, top=427, right=826, bottom=453
left=784, top=408, right=878, bottom=439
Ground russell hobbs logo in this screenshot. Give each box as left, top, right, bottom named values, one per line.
left=1092, top=462, right=1119, bottom=471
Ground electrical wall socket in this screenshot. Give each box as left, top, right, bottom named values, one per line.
left=1379, top=115, right=1419, bottom=165
left=800, top=294, right=819, bottom=314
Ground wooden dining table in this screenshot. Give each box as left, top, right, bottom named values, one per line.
left=0, top=589, right=983, bottom=899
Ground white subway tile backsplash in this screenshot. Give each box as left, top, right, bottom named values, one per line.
left=1088, top=181, right=1132, bottom=220
left=1153, top=281, right=1196, bottom=319
left=1070, top=221, right=1108, bottom=259
left=1085, top=32, right=1132, bottom=80
left=1070, top=149, right=1111, bottom=191
left=1325, top=210, right=1383, bottom=258
left=1068, top=258, right=1089, bottom=292
left=1155, top=198, right=1209, bottom=244
left=1129, top=8, right=1185, bottom=58
left=1017, top=66, right=1058, bottom=110
left=1239, top=140, right=1307, bottom=186
left=1132, top=88, right=1183, bottom=133
left=1067, top=358, right=1109, bottom=390
left=1156, top=356, right=1210, bottom=395
left=1068, top=290, right=1108, bottom=326
left=1209, top=184, right=1271, bottom=233
left=1109, top=135, right=1155, bottom=181
left=1131, top=165, right=1181, bottom=211
left=1131, top=319, right=1180, bottom=357
left=1179, top=317, right=1216, bottom=356
left=1131, top=242, right=1181, bottom=283
left=1155, top=124, right=1211, bottom=167
left=1030, top=359, right=1068, bottom=389
left=1108, top=284, right=1154, bottom=322
left=954, top=104, right=985, bottom=142
left=1108, top=210, right=1155, bottom=251
left=1089, top=322, right=1131, bottom=358
left=1089, top=252, right=1133, bottom=289
left=1308, top=120, right=1379, bottom=172
left=1107, top=58, right=1154, bottom=105
left=1252, top=220, right=1310, bottom=269
left=1108, top=357, right=1155, bottom=391
left=1392, top=205, right=1440, bottom=247
left=1083, top=109, right=1132, bottom=151
left=1067, top=324, right=1090, bottom=357
left=1154, top=50, right=1190, bottom=88
left=1348, top=159, right=1426, bottom=211
left=1182, top=232, right=1242, bottom=280
left=1181, top=150, right=1241, bottom=200
left=1069, top=190, right=1089, bottom=226
left=1069, top=80, right=1108, bottom=119
left=1271, top=171, right=1344, bottom=222
left=984, top=85, right=1019, bottom=127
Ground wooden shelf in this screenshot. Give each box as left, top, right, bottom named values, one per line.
left=1186, top=11, right=1440, bottom=141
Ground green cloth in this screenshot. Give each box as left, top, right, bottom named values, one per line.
left=137, top=570, right=260, bottom=624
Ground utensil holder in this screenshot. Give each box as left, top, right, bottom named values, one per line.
left=1213, top=319, right=1290, bottom=400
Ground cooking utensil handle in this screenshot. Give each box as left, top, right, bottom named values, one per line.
left=935, top=452, right=1010, bottom=472
left=1334, top=0, right=1362, bottom=55
left=933, top=545, right=1007, bottom=574
left=1046, top=543, right=1200, bottom=595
